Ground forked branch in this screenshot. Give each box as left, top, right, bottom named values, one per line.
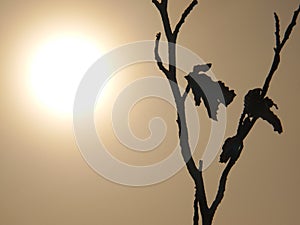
left=280, top=5, right=300, bottom=48
left=152, top=0, right=173, bottom=40
left=211, top=4, right=300, bottom=216
left=153, top=0, right=198, bottom=42
left=262, top=4, right=300, bottom=97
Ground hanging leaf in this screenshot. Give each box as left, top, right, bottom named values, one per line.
left=244, top=88, right=283, bottom=133
left=220, top=136, right=243, bottom=163
left=185, top=68, right=236, bottom=120
left=185, top=75, right=205, bottom=106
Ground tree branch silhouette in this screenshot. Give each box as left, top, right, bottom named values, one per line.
left=153, top=0, right=198, bottom=176
left=211, top=4, right=300, bottom=216
left=153, top=1, right=210, bottom=223
left=152, top=1, right=299, bottom=224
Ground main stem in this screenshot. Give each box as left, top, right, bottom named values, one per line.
left=168, top=40, right=210, bottom=225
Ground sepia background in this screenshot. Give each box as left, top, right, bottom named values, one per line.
left=0, top=0, right=299, bottom=224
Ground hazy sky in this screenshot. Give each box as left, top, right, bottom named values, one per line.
left=0, top=0, right=299, bottom=225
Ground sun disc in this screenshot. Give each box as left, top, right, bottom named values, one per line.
left=30, top=35, right=102, bottom=117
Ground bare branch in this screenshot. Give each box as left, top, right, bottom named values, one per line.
left=261, top=52, right=280, bottom=97
left=274, top=13, right=281, bottom=49
left=152, top=0, right=173, bottom=41
left=174, top=0, right=198, bottom=39
left=151, top=1, right=299, bottom=224
left=280, top=4, right=300, bottom=48
left=262, top=5, right=300, bottom=97
left=154, top=32, right=170, bottom=76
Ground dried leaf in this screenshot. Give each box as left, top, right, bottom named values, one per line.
left=185, top=75, right=204, bottom=106
left=185, top=72, right=236, bottom=120
left=220, top=136, right=243, bottom=163
left=244, top=88, right=283, bottom=133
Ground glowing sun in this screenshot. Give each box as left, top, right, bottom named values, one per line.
left=30, top=35, right=102, bottom=116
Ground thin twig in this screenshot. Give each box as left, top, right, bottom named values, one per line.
left=154, top=32, right=170, bottom=77
left=174, top=0, right=198, bottom=40
left=280, top=5, right=300, bottom=48
left=274, top=13, right=281, bottom=48
left=262, top=5, right=300, bottom=97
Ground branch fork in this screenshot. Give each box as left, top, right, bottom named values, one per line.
left=153, top=1, right=299, bottom=224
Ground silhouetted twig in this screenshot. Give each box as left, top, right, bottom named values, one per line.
left=174, top=0, right=198, bottom=39
left=274, top=13, right=281, bottom=48
left=154, top=32, right=169, bottom=77
left=262, top=4, right=300, bottom=97
left=280, top=5, right=300, bottom=49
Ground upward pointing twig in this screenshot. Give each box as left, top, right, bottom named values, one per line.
left=280, top=4, right=300, bottom=49
left=174, top=0, right=198, bottom=40
left=274, top=13, right=281, bottom=48
left=262, top=4, right=300, bottom=97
